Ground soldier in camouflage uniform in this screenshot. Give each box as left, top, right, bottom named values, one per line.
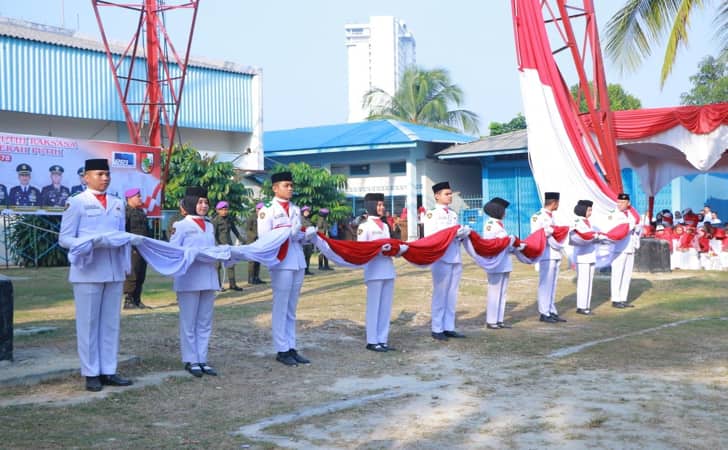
left=246, top=202, right=266, bottom=284
left=123, top=188, right=151, bottom=309
left=317, top=208, right=334, bottom=270
left=301, top=206, right=315, bottom=275
left=212, top=201, right=243, bottom=291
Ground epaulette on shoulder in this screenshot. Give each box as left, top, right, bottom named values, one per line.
left=71, top=191, right=82, bottom=197
left=264, top=201, right=272, bottom=208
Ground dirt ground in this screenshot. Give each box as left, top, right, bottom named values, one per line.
left=2, top=260, right=727, bottom=449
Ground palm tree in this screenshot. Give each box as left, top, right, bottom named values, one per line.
left=604, top=0, right=727, bottom=87
left=363, top=67, right=480, bottom=135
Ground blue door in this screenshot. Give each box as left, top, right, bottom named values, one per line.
left=487, top=164, right=539, bottom=237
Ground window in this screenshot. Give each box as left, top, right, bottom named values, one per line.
left=350, top=164, right=370, bottom=175
left=389, top=161, right=406, bottom=174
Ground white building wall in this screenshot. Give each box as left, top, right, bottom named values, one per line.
left=345, top=16, right=416, bottom=123
left=419, top=159, right=482, bottom=210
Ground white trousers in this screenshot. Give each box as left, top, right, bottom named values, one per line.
left=430, top=261, right=463, bottom=332
left=177, top=290, right=216, bottom=364
left=72, top=282, right=123, bottom=376
left=610, top=251, right=634, bottom=303
left=537, top=259, right=560, bottom=315
left=270, top=269, right=305, bottom=352
left=486, top=272, right=510, bottom=325
left=576, top=263, right=595, bottom=310
left=365, top=279, right=394, bottom=344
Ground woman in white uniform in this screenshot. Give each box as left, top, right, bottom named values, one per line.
left=170, top=187, right=219, bottom=377
left=569, top=200, right=599, bottom=315
left=481, top=197, right=516, bottom=329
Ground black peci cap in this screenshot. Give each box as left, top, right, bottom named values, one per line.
left=84, top=159, right=109, bottom=171
left=271, top=171, right=293, bottom=184
left=432, top=181, right=451, bottom=194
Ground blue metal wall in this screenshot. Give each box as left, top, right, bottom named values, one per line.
left=480, top=157, right=540, bottom=237
left=0, top=36, right=254, bottom=132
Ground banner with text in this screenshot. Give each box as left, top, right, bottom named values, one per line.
left=0, top=132, right=162, bottom=217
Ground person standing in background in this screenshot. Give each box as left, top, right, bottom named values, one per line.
left=246, top=202, right=266, bottom=284
left=123, top=188, right=151, bottom=309
left=212, top=201, right=243, bottom=291
left=317, top=208, right=334, bottom=271
left=301, top=206, right=315, bottom=275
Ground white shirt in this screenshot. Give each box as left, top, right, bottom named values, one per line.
left=481, top=217, right=513, bottom=273
left=357, top=216, right=394, bottom=281
left=59, top=189, right=127, bottom=283
left=603, top=208, right=641, bottom=254
left=531, top=208, right=562, bottom=260
left=569, top=216, right=597, bottom=263
left=423, top=204, right=461, bottom=264
left=170, top=216, right=219, bottom=291
left=257, top=198, right=306, bottom=270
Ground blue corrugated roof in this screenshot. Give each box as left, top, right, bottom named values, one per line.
left=265, top=120, right=476, bottom=153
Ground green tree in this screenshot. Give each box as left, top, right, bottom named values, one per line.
left=488, top=113, right=527, bottom=136
left=162, top=144, right=253, bottom=218
left=604, top=0, right=727, bottom=86
left=363, top=67, right=480, bottom=135
left=569, top=82, right=642, bottom=113
left=680, top=55, right=728, bottom=105
left=262, top=163, right=351, bottom=223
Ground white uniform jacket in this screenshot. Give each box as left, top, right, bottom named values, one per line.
left=59, top=190, right=126, bottom=283
left=531, top=208, right=562, bottom=260
left=569, top=217, right=597, bottom=264
left=257, top=198, right=306, bottom=270
left=603, top=209, right=641, bottom=254
left=481, top=217, right=513, bottom=273
left=423, top=205, right=461, bottom=264
left=357, top=216, right=394, bottom=282
left=169, top=216, right=219, bottom=292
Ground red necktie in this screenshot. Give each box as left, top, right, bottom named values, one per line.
left=546, top=211, right=552, bottom=218
left=192, top=218, right=206, bottom=231
left=373, top=218, right=384, bottom=230
left=585, top=219, right=591, bottom=227
left=498, top=220, right=503, bottom=227
left=444, top=207, right=449, bottom=214
left=94, top=193, right=107, bottom=209
left=280, top=201, right=290, bottom=216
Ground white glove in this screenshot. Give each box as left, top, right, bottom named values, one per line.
left=544, top=226, right=554, bottom=237
left=456, top=225, right=471, bottom=239
left=130, top=235, right=144, bottom=246
left=304, top=226, right=317, bottom=241
left=381, top=243, right=392, bottom=253
left=290, top=227, right=305, bottom=242
left=517, top=242, right=527, bottom=251
left=397, top=244, right=409, bottom=256
left=92, top=235, right=105, bottom=247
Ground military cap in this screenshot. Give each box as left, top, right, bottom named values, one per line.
left=49, top=165, right=64, bottom=174
left=77, top=167, right=85, bottom=175
left=544, top=192, right=560, bottom=201
left=617, top=193, right=630, bottom=201
left=16, top=163, right=32, bottom=174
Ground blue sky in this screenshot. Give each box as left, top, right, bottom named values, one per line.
left=0, top=1, right=720, bottom=133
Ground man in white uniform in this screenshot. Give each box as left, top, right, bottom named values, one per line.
left=59, top=158, right=133, bottom=392
left=531, top=192, right=566, bottom=323
left=424, top=181, right=467, bottom=340
left=606, top=193, right=640, bottom=308
left=258, top=171, right=314, bottom=366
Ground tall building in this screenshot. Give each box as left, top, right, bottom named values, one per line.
left=345, top=16, right=416, bottom=123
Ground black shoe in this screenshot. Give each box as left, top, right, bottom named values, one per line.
left=551, top=314, right=567, bottom=322
left=622, top=302, right=635, bottom=308
left=486, top=323, right=501, bottom=330
left=253, top=278, right=266, bottom=284
left=497, top=322, right=512, bottom=329
left=305, top=270, right=314, bottom=276
left=540, top=314, right=558, bottom=323
left=85, top=376, right=103, bottom=392
left=366, top=343, right=387, bottom=352
left=198, top=363, right=218, bottom=376
left=219, top=287, right=227, bottom=292
left=185, top=362, right=203, bottom=377
left=276, top=351, right=298, bottom=366
left=289, top=349, right=310, bottom=364
left=123, top=301, right=137, bottom=310
left=324, top=266, right=334, bottom=271
left=100, top=374, right=133, bottom=386
left=443, top=330, right=466, bottom=338
left=379, top=343, right=396, bottom=352
left=229, top=285, right=243, bottom=291
left=431, top=332, right=449, bottom=341
left=612, top=302, right=627, bottom=309
left=576, top=308, right=592, bottom=315
left=135, top=301, right=149, bottom=309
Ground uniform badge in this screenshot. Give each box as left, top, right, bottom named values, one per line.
left=357, top=228, right=363, bottom=235
left=486, top=225, right=491, bottom=231
left=426, top=212, right=432, bottom=219
left=532, top=217, right=537, bottom=222
left=608, top=215, right=612, bottom=220
left=259, top=211, right=266, bottom=219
